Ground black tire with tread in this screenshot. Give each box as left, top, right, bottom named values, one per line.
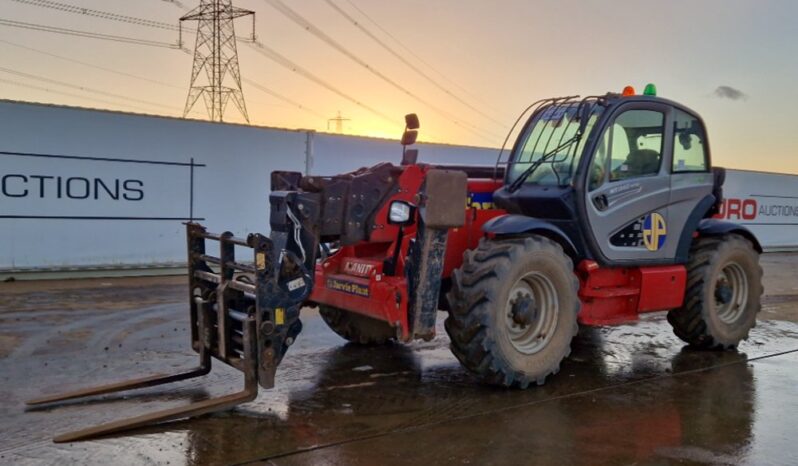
left=445, top=236, right=580, bottom=388
left=319, top=305, right=396, bottom=345
left=667, top=234, right=763, bottom=349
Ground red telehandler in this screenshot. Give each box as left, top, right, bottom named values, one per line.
left=30, top=87, right=762, bottom=441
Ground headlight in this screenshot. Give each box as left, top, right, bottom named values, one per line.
left=388, top=201, right=414, bottom=225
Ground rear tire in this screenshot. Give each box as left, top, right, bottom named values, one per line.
left=667, top=234, right=762, bottom=349
left=446, top=236, right=580, bottom=388
left=319, top=305, right=396, bottom=345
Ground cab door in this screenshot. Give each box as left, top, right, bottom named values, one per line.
left=582, top=102, right=676, bottom=264
left=668, top=109, right=715, bottom=260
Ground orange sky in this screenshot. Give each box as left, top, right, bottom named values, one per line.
left=1, top=0, right=797, bottom=173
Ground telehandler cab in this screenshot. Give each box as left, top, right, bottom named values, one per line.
left=30, top=85, right=762, bottom=442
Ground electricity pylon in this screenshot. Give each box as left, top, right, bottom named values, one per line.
left=327, top=111, right=351, bottom=133
left=180, top=0, right=255, bottom=122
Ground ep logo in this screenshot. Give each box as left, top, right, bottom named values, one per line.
left=642, top=212, right=667, bottom=251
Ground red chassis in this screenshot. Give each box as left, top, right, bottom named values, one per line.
left=309, top=164, right=687, bottom=341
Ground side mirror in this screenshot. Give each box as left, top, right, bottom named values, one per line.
left=678, top=132, right=692, bottom=150
left=400, top=114, right=420, bottom=163
left=401, top=129, right=418, bottom=146
left=405, top=113, right=420, bottom=130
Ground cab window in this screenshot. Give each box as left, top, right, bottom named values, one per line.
left=607, top=110, right=664, bottom=181
left=672, top=110, right=708, bottom=172
left=508, top=103, right=603, bottom=186
left=589, top=109, right=665, bottom=189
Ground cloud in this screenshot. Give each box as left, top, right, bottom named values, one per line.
left=713, top=86, right=748, bottom=101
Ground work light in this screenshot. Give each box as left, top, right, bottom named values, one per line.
left=388, top=201, right=415, bottom=225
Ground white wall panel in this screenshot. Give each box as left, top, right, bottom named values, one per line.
left=0, top=101, right=306, bottom=270
left=720, top=170, right=798, bottom=250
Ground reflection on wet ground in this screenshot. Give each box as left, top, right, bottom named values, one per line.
left=1, top=265, right=798, bottom=465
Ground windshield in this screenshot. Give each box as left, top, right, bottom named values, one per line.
left=507, top=101, right=603, bottom=186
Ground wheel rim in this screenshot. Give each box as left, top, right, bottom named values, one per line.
left=714, top=261, right=749, bottom=325
left=504, top=272, right=559, bottom=355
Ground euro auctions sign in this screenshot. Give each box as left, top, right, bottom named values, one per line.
left=0, top=150, right=202, bottom=221
left=718, top=169, right=798, bottom=250
left=716, top=198, right=798, bottom=221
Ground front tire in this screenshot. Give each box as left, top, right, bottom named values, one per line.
left=667, top=234, right=763, bottom=349
left=446, top=236, right=580, bottom=388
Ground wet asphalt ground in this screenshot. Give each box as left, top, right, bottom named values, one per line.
left=2, top=254, right=798, bottom=465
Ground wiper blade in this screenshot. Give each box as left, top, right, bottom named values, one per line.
left=507, top=134, right=581, bottom=193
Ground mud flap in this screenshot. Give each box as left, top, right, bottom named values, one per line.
left=408, top=170, right=467, bottom=340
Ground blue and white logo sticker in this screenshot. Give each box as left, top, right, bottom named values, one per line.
left=642, top=212, right=667, bottom=251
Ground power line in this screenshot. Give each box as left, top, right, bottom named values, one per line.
left=159, top=0, right=498, bottom=122
left=0, top=38, right=310, bottom=117
left=0, top=18, right=179, bottom=48
left=1, top=4, right=408, bottom=132
left=342, top=0, right=503, bottom=115
left=323, top=0, right=506, bottom=129
left=3, top=0, right=505, bottom=141
left=0, top=25, right=326, bottom=124
left=2, top=2, right=416, bottom=133
left=7, top=0, right=267, bottom=48
left=0, top=38, right=184, bottom=89
left=242, top=77, right=327, bottom=120
left=0, top=39, right=290, bottom=119
left=62, top=1, right=391, bottom=126
left=0, top=77, right=173, bottom=115
left=0, top=65, right=179, bottom=111
left=8, top=0, right=184, bottom=31
left=262, top=0, right=499, bottom=143
left=246, top=41, right=402, bottom=129
left=6, top=0, right=266, bottom=44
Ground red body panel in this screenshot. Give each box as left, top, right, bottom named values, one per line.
left=309, top=163, right=689, bottom=340
left=576, top=260, right=686, bottom=325
left=309, top=165, right=504, bottom=340
left=442, top=178, right=504, bottom=277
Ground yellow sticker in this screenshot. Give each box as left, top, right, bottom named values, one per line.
left=275, top=307, right=285, bottom=325
left=256, top=252, right=266, bottom=270
left=326, top=278, right=370, bottom=297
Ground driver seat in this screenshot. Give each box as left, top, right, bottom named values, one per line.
left=625, top=149, right=661, bottom=176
